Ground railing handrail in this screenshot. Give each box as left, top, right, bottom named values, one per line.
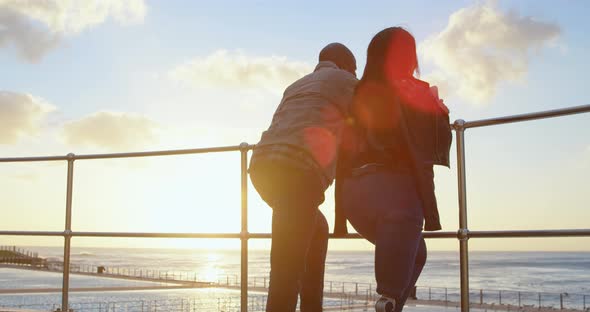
left=0, top=144, right=254, bottom=163
left=1, top=104, right=589, bottom=312
left=459, top=104, right=590, bottom=129
left=2, top=229, right=590, bottom=239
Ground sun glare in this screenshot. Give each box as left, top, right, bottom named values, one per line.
left=200, top=252, right=225, bottom=282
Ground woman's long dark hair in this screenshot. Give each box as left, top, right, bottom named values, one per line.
left=353, top=27, right=421, bottom=129
left=360, top=27, right=419, bottom=85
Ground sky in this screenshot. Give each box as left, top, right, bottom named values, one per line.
left=0, top=0, right=589, bottom=251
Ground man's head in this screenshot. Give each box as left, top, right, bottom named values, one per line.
left=319, top=43, right=357, bottom=77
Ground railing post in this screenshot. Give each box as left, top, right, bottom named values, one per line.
left=480, top=289, right=483, bottom=305
left=454, top=120, right=471, bottom=312
left=61, top=153, right=75, bottom=311
left=560, top=293, right=563, bottom=309
left=240, top=143, right=250, bottom=312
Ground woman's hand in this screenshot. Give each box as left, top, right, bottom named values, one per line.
left=430, top=85, right=449, bottom=114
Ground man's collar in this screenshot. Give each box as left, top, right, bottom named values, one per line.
left=314, top=61, right=339, bottom=71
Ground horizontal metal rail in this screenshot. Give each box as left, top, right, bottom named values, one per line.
left=461, top=104, right=590, bottom=129
left=1, top=229, right=588, bottom=239
left=0, top=145, right=254, bottom=163
left=467, top=229, right=590, bottom=238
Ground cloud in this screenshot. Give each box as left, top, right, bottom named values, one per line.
left=0, top=0, right=147, bottom=62
left=0, top=91, right=55, bottom=144
left=169, top=50, right=313, bottom=91
left=420, top=1, right=561, bottom=104
left=61, top=111, right=158, bottom=151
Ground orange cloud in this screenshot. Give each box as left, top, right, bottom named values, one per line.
left=169, top=50, right=312, bottom=91
left=61, top=111, right=158, bottom=151
left=0, top=91, right=55, bottom=144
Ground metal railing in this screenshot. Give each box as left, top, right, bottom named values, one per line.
left=1, top=104, right=589, bottom=312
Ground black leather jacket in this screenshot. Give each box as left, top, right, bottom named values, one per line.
left=334, top=78, right=452, bottom=233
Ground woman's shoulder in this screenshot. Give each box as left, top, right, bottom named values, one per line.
left=391, top=78, right=444, bottom=113
left=391, top=77, right=431, bottom=95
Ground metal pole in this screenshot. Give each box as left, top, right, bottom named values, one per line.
left=480, top=289, right=483, bottom=305
left=560, top=293, right=563, bottom=309
left=240, top=143, right=249, bottom=312
left=455, top=121, right=470, bottom=312
left=61, top=154, right=75, bottom=311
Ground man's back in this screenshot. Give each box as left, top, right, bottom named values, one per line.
left=255, top=61, right=358, bottom=187
left=248, top=43, right=357, bottom=312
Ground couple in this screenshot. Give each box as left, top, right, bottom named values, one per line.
left=249, top=27, right=452, bottom=312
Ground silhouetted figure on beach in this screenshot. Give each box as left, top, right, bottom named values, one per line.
left=336, top=27, right=452, bottom=312
left=249, top=43, right=358, bottom=311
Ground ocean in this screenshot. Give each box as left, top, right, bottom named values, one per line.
left=1, top=247, right=589, bottom=311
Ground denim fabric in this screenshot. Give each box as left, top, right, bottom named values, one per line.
left=342, top=169, right=426, bottom=312
left=249, top=159, right=329, bottom=312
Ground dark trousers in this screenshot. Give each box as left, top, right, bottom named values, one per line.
left=250, top=160, right=329, bottom=312
left=343, top=170, right=427, bottom=312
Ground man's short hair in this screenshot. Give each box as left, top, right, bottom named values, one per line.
left=319, top=43, right=357, bottom=76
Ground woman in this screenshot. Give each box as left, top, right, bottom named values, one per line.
left=338, top=27, right=452, bottom=312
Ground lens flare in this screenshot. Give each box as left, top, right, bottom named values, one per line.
left=303, top=126, right=337, bottom=168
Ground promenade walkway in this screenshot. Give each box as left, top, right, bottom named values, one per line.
left=2, top=264, right=585, bottom=312
left=1, top=249, right=588, bottom=312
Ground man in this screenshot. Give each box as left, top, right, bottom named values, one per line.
left=249, top=43, right=358, bottom=311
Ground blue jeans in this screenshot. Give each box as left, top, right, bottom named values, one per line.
left=250, top=159, right=329, bottom=312
left=343, top=169, right=426, bottom=311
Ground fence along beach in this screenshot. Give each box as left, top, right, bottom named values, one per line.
left=1, top=105, right=590, bottom=311
left=1, top=246, right=589, bottom=311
